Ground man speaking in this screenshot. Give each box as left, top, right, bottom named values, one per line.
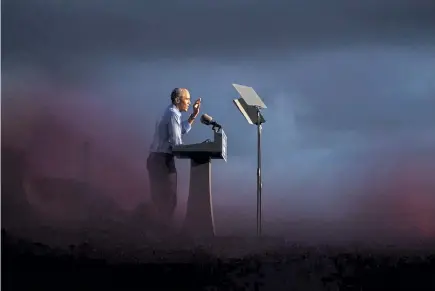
left=147, top=88, right=201, bottom=234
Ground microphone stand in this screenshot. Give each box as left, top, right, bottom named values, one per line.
left=212, top=125, right=221, bottom=133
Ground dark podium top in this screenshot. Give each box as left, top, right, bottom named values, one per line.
left=172, top=130, right=227, bottom=162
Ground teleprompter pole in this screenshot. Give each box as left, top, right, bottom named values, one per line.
left=231, top=83, right=267, bottom=238
left=256, top=107, right=263, bottom=237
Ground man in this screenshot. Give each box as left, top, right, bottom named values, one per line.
left=147, top=88, right=201, bottom=232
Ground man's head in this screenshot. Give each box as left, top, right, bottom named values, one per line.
left=171, top=88, right=191, bottom=112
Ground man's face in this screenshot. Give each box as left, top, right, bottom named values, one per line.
left=178, top=89, right=191, bottom=112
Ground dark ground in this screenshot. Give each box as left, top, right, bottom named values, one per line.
left=2, top=229, right=435, bottom=291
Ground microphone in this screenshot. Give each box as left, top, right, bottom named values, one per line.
left=200, top=114, right=222, bottom=129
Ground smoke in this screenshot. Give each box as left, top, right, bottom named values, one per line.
left=3, top=0, right=435, bottom=247
left=3, top=53, right=435, bottom=248
left=342, top=149, right=435, bottom=241
left=1, top=64, right=153, bottom=236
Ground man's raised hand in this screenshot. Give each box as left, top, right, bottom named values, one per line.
left=192, top=98, right=201, bottom=118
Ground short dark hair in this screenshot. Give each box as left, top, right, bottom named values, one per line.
left=171, top=88, right=182, bottom=104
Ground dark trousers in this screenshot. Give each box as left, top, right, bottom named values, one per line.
left=146, top=152, right=177, bottom=225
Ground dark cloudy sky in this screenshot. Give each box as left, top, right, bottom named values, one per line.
left=2, top=0, right=435, bottom=240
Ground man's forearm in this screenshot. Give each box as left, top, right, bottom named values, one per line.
left=187, top=113, right=196, bottom=125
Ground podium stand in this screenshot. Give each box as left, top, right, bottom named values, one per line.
left=172, top=130, right=227, bottom=238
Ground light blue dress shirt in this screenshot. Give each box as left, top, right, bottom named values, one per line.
left=149, top=105, right=192, bottom=154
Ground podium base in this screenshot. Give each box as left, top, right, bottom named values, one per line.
left=182, top=157, right=215, bottom=238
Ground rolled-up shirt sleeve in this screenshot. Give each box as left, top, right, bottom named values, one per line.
left=181, top=120, right=192, bottom=135
left=168, top=113, right=182, bottom=147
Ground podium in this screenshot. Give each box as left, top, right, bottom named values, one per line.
left=172, top=129, right=227, bottom=238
